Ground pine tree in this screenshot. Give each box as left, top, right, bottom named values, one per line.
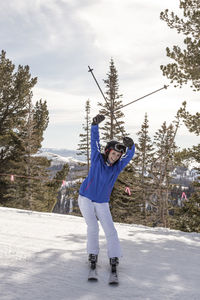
left=178, top=101, right=200, bottom=136
left=110, top=164, right=141, bottom=224
left=1, top=92, right=50, bottom=210
left=77, top=100, right=91, bottom=172
left=173, top=102, right=200, bottom=232
left=0, top=50, right=50, bottom=211
left=19, top=94, right=50, bottom=210
left=150, top=115, right=180, bottom=227
left=134, top=113, right=154, bottom=224
left=48, top=163, right=70, bottom=212
left=160, top=0, right=200, bottom=91
left=0, top=50, right=37, bottom=164
left=98, top=58, right=127, bottom=143
left=33, top=99, right=49, bottom=149
left=174, top=187, right=200, bottom=233
left=0, top=50, right=37, bottom=207
left=160, top=0, right=200, bottom=230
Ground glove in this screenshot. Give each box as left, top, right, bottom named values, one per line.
left=92, top=114, right=105, bottom=125
left=123, top=137, right=134, bottom=150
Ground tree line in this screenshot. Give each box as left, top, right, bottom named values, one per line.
left=0, top=50, right=69, bottom=212
left=77, top=0, right=200, bottom=232
left=0, top=0, right=199, bottom=232
left=77, top=58, right=199, bottom=232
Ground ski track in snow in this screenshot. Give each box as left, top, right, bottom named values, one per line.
left=0, top=207, right=200, bottom=300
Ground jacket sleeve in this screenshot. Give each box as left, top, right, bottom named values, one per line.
left=117, top=144, right=135, bottom=171
left=90, top=125, right=101, bottom=163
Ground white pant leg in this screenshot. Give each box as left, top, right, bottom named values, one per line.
left=94, top=202, right=122, bottom=258
left=78, top=195, right=99, bottom=255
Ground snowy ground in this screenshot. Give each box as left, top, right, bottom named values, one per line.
left=0, top=207, right=199, bottom=300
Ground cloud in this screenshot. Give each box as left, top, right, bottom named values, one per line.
left=0, top=0, right=98, bottom=88
left=0, top=0, right=183, bottom=92
left=32, top=86, right=91, bottom=125
left=0, top=0, right=198, bottom=149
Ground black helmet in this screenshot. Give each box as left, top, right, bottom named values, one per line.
left=105, top=141, right=127, bottom=156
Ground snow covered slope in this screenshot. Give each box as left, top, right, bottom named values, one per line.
left=34, top=151, right=84, bottom=166
left=0, top=207, right=199, bottom=300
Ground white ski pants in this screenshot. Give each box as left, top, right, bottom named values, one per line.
left=78, top=195, right=122, bottom=258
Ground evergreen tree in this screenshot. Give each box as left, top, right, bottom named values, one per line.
left=0, top=50, right=37, bottom=165
left=110, top=165, right=141, bottom=224
left=160, top=0, right=200, bottom=91
left=174, top=186, right=200, bottom=233
left=98, top=58, right=127, bottom=143
left=0, top=50, right=37, bottom=207
left=160, top=0, right=200, bottom=231
left=1, top=93, right=50, bottom=210
left=98, top=60, right=135, bottom=222
left=18, top=94, right=50, bottom=210
left=48, top=163, right=70, bottom=212
left=150, top=116, right=180, bottom=227
left=134, top=113, right=154, bottom=223
left=0, top=50, right=50, bottom=211
left=178, top=101, right=200, bottom=135
left=173, top=102, right=200, bottom=232
left=77, top=100, right=91, bottom=172
left=33, top=99, right=49, bottom=149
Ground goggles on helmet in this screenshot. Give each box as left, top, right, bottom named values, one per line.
left=114, top=143, right=127, bottom=154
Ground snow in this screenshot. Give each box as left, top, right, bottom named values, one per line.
left=34, top=151, right=84, bottom=166
left=0, top=207, right=199, bottom=300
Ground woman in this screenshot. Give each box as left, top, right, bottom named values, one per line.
left=78, top=114, right=135, bottom=273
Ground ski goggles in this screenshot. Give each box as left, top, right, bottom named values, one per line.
left=112, top=143, right=127, bottom=154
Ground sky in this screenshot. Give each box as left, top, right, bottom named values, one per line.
left=0, top=0, right=199, bottom=150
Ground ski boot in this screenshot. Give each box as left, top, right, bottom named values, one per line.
left=110, top=257, right=119, bottom=271
left=88, top=254, right=98, bottom=270
left=88, top=254, right=98, bottom=281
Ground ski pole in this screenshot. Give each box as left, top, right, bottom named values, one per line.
left=88, top=66, right=108, bottom=106
left=88, top=66, right=126, bottom=138
left=114, top=85, right=169, bottom=111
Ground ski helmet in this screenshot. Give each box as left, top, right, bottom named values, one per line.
left=104, top=141, right=127, bottom=157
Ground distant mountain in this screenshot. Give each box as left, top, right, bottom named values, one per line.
left=39, top=148, right=199, bottom=185
left=35, top=150, right=84, bottom=166
left=35, top=150, right=87, bottom=180
left=41, top=148, right=86, bottom=162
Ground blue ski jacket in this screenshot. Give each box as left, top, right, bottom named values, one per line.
left=79, top=125, right=135, bottom=203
